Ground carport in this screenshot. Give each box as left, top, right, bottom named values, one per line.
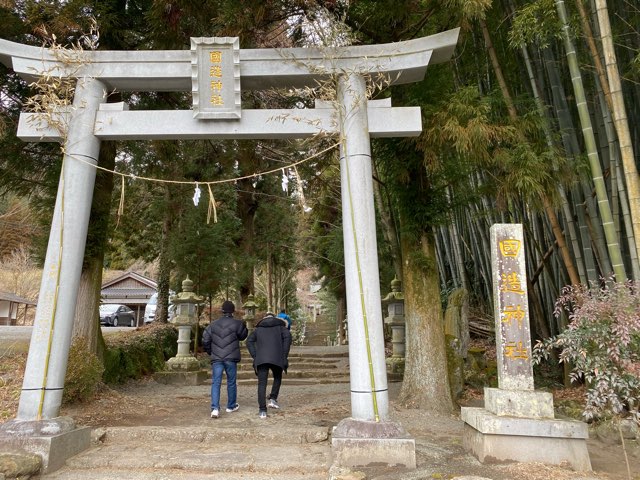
left=100, top=272, right=157, bottom=326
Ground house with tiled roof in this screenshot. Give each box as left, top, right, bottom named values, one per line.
left=100, top=272, right=157, bottom=326
left=0, top=291, right=36, bottom=325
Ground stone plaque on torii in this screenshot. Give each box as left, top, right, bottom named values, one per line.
left=0, top=30, right=459, bottom=472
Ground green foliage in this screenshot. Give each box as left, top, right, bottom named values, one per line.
left=102, top=324, right=178, bottom=384
left=422, top=86, right=518, bottom=165
left=63, top=338, right=104, bottom=404
left=508, top=0, right=563, bottom=48
left=440, top=0, right=492, bottom=22
left=169, top=181, right=242, bottom=297
left=533, top=279, right=640, bottom=422
left=289, top=308, right=308, bottom=346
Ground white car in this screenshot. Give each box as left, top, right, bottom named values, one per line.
left=144, top=292, right=175, bottom=324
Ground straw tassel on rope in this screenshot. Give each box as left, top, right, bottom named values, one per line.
left=207, top=183, right=218, bottom=224
left=116, top=175, right=125, bottom=227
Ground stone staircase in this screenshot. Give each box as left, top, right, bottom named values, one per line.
left=40, top=346, right=351, bottom=479
left=237, top=349, right=350, bottom=385
left=43, top=425, right=331, bottom=479
left=304, top=314, right=337, bottom=346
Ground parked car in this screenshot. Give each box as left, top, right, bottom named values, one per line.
left=143, top=292, right=175, bottom=324
left=100, top=304, right=136, bottom=327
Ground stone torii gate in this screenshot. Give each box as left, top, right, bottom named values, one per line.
left=0, top=30, right=459, bottom=471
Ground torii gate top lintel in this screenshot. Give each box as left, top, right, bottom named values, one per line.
left=0, top=28, right=459, bottom=91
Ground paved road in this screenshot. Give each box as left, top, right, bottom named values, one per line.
left=0, top=325, right=134, bottom=355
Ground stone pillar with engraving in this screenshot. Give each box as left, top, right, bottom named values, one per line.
left=461, top=224, right=591, bottom=471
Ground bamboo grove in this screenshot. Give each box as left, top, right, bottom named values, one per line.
left=434, top=0, right=640, bottom=343
left=339, top=0, right=640, bottom=349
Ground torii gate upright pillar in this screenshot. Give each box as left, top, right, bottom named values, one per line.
left=331, top=73, right=416, bottom=468
left=0, top=77, right=104, bottom=472
left=16, top=78, right=105, bottom=421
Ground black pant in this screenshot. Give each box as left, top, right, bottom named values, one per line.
left=256, top=363, right=282, bottom=411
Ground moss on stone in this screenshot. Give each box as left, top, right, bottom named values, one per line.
left=445, top=334, right=464, bottom=400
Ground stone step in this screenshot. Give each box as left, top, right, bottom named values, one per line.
left=287, top=355, right=343, bottom=362
left=304, top=330, right=336, bottom=336
left=290, top=353, right=347, bottom=358
left=277, top=352, right=347, bottom=359
left=305, top=326, right=336, bottom=334
left=306, top=338, right=335, bottom=347
left=236, top=369, right=348, bottom=380
left=45, top=443, right=330, bottom=479
left=236, top=362, right=338, bottom=371
left=235, top=358, right=344, bottom=366
left=45, top=470, right=327, bottom=480
left=99, top=425, right=329, bottom=445
left=237, top=376, right=351, bottom=386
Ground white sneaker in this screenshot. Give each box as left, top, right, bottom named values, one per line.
left=259, top=410, right=267, bottom=419
left=210, top=409, right=219, bottom=418
left=226, top=404, right=239, bottom=413
left=267, top=399, right=280, bottom=409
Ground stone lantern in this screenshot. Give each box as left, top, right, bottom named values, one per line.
left=165, top=276, right=203, bottom=372
left=242, top=294, right=257, bottom=334
left=383, top=277, right=405, bottom=374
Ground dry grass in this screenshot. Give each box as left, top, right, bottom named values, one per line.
left=0, top=351, right=27, bottom=421
left=496, top=461, right=609, bottom=480
left=553, top=384, right=587, bottom=403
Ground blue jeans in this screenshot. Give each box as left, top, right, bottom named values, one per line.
left=211, top=360, right=238, bottom=410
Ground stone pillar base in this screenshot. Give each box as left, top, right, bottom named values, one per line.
left=461, top=407, right=591, bottom=471
left=165, top=355, right=200, bottom=372
left=154, top=370, right=209, bottom=386
left=0, top=416, right=90, bottom=474
left=331, top=418, right=416, bottom=469
left=484, top=387, right=554, bottom=418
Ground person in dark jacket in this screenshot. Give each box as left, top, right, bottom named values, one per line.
left=246, top=311, right=292, bottom=418
left=202, top=300, right=248, bottom=419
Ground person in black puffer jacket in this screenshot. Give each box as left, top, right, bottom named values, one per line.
left=202, top=301, right=248, bottom=419
left=246, top=311, right=292, bottom=418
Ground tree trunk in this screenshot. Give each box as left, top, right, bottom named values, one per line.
left=520, top=44, right=587, bottom=283
left=72, top=259, right=103, bottom=355
left=595, top=0, right=640, bottom=270
left=372, top=163, right=403, bottom=280
left=71, top=134, right=117, bottom=355
left=555, top=0, right=627, bottom=281
left=398, top=232, right=454, bottom=414
left=542, top=196, right=581, bottom=285
left=155, top=185, right=173, bottom=323
left=266, top=243, right=273, bottom=310
left=483, top=20, right=580, bottom=287
left=480, top=18, right=518, bottom=121
left=237, top=179, right=258, bottom=297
